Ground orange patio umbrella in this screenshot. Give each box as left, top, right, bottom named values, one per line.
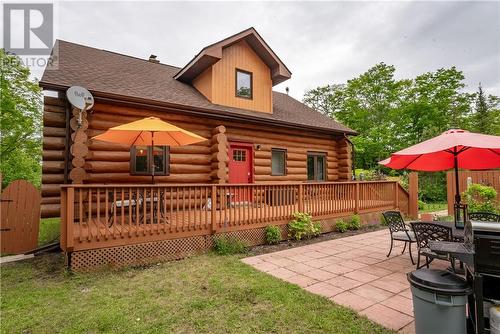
left=92, top=117, right=207, bottom=183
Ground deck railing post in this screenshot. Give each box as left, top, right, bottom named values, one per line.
left=60, top=188, right=67, bottom=251
left=298, top=183, right=304, bottom=212
left=408, top=172, right=419, bottom=219
left=211, top=185, right=217, bottom=234
left=66, top=187, right=75, bottom=251
left=354, top=182, right=359, bottom=214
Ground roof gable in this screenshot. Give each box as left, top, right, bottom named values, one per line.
left=174, top=27, right=291, bottom=86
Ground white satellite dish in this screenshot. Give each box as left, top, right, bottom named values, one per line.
left=66, top=86, right=94, bottom=111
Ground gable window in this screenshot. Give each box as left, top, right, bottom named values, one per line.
left=271, top=148, right=286, bottom=176
left=131, top=146, right=169, bottom=175
left=307, top=152, right=326, bottom=181
left=235, top=69, right=252, bottom=99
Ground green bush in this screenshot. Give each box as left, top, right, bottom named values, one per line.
left=288, top=212, right=321, bottom=241
left=265, top=225, right=281, bottom=245
left=418, top=200, right=426, bottom=210
left=213, top=236, right=247, bottom=255
left=335, top=219, right=349, bottom=233
left=419, top=172, right=447, bottom=203
left=463, top=184, right=498, bottom=213
left=348, top=215, right=361, bottom=230
left=380, top=214, right=388, bottom=226
left=355, top=169, right=387, bottom=181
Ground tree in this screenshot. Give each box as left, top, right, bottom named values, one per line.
left=471, top=84, right=500, bottom=135
left=303, top=84, right=345, bottom=116
left=396, top=67, right=474, bottom=145
left=303, top=63, right=477, bottom=170
left=474, top=83, right=489, bottom=133
left=0, top=50, right=42, bottom=188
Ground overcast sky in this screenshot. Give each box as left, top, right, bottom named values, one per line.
left=33, top=1, right=500, bottom=99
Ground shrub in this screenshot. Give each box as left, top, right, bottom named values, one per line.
left=418, top=200, right=426, bottom=210
left=348, top=215, right=361, bottom=230
left=462, top=184, right=498, bottom=213
left=380, top=214, right=388, bottom=226
left=419, top=172, right=447, bottom=203
left=213, top=236, right=247, bottom=255
left=288, top=212, right=321, bottom=241
left=335, top=219, right=349, bottom=233
left=265, top=225, right=281, bottom=245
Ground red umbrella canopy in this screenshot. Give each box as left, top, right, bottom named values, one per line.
left=379, top=129, right=500, bottom=171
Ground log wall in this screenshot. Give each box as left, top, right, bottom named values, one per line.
left=41, top=100, right=353, bottom=217
left=42, top=96, right=68, bottom=218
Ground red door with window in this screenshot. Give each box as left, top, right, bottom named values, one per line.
left=228, top=143, right=253, bottom=202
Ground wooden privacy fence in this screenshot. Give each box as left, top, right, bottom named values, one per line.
left=1, top=180, right=41, bottom=254
left=60, top=181, right=409, bottom=252
left=446, top=170, right=500, bottom=214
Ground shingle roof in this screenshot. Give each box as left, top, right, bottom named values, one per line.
left=40, top=40, right=355, bottom=135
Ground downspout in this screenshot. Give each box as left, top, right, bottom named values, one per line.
left=343, top=134, right=355, bottom=180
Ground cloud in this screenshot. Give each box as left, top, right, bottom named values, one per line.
left=36, top=1, right=500, bottom=98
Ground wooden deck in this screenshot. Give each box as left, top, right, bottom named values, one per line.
left=73, top=201, right=393, bottom=242
left=61, top=182, right=408, bottom=251
left=61, top=182, right=408, bottom=252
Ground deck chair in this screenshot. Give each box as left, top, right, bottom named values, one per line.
left=410, top=222, right=455, bottom=270
left=469, top=212, right=499, bottom=222
left=382, top=211, right=416, bottom=264
left=108, top=191, right=142, bottom=227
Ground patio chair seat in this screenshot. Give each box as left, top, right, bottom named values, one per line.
left=393, top=230, right=416, bottom=242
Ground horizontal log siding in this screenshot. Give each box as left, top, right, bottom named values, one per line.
left=41, top=96, right=68, bottom=217
left=224, top=126, right=342, bottom=183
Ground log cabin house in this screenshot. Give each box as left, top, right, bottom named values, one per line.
left=40, top=27, right=409, bottom=269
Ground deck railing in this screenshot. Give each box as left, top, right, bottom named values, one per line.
left=60, top=181, right=408, bottom=252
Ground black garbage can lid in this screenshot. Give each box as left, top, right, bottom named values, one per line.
left=407, top=269, right=472, bottom=295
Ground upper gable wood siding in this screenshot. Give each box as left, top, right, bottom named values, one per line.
left=192, top=66, right=212, bottom=101
left=192, top=40, right=273, bottom=113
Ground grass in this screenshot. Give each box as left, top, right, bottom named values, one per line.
left=38, top=218, right=60, bottom=246
left=419, top=202, right=447, bottom=213
left=0, top=254, right=393, bottom=334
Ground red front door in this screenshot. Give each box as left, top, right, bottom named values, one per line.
left=228, top=143, right=253, bottom=202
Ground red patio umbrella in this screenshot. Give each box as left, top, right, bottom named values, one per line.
left=379, top=129, right=500, bottom=217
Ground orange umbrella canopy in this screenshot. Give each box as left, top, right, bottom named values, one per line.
left=92, top=117, right=207, bottom=146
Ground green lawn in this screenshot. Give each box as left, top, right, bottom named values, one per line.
left=419, top=202, right=447, bottom=213
left=1, top=253, right=393, bottom=334
left=38, top=218, right=60, bottom=246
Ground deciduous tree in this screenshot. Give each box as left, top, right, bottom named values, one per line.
left=0, top=50, right=42, bottom=188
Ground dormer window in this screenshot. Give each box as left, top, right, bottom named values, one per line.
left=235, top=69, right=252, bottom=99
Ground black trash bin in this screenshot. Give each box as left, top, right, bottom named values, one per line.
left=408, top=269, right=472, bottom=334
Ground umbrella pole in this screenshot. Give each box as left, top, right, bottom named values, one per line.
left=454, top=148, right=460, bottom=205
left=453, top=147, right=464, bottom=228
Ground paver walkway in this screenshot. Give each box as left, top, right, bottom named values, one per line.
left=242, top=229, right=449, bottom=333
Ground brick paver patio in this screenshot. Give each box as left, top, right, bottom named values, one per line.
left=242, top=229, right=450, bottom=333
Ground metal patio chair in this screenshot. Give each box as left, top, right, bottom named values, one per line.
left=410, top=222, right=456, bottom=270
left=108, top=191, right=142, bottom=227
left=382, top=211, right=416, bottom=264
left=469, top=212, right=499, bottom=222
